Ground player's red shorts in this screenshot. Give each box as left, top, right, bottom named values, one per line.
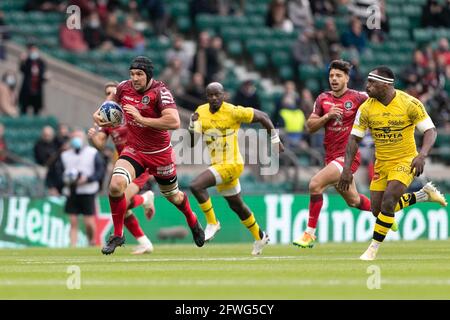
left=326, top=156, right=360, bottom=174
left=121, top=145, right=177, bottom=180
left=132, top=170, right=151, bottom=189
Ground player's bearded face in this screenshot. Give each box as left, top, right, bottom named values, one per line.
left=130, top=69, right=147, bottom=92
left=329, top=69, right=348, bottom=92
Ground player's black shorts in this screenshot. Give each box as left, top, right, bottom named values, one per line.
left=65, top=194, right=96, bottom=216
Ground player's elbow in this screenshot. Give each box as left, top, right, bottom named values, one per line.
left=168, top=115, right=181, bottom=129
left=305, top=122, right=316, bottom=134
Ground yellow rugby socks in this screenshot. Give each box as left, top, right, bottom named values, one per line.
left=199, top=198, right=217, bottom=225
left=241, top=213, right=263, bottom=240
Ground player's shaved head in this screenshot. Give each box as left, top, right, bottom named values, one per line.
left=206, top=82, right=225, bottom=112
left=206, top=82, right=224, bottom=93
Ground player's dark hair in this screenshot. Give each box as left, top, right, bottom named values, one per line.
left=129, top=56, right=154, bottom=84
left=329, top=60, right=352, bottom=75
left=373, top=66, right=395, bottom=81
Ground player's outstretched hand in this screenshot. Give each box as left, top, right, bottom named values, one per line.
left=276, top=141, right=285, bottom=153
left=410, top=154, right=426, bottom=176
left=123, top=104, right=142, bottom=123
left=337, top=168, right=353, bottom=191
left=93, top=109, right=113, bottom=127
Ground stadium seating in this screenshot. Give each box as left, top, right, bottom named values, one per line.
left=0, top=116, right=58, bottom=161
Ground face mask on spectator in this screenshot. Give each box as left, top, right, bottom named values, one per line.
left=89, top=19, right=100, bottom=28
left=5, top=75, right=16, bottom=88
left=30, top=51, right=40, bottom=60
left=70, top=137, right=83, bottom=150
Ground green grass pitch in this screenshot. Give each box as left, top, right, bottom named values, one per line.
left=1, top=240, right=449, bottom=299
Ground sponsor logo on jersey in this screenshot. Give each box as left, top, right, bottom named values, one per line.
left=124, top=95, right=140, bottom=103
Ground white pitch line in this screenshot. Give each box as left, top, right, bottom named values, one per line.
left=14, top=255, right=450, bottom=265
left=1, top=279, right=450, bottom=287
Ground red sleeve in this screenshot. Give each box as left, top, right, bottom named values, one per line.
left=114, top=80, right=127, bottom=104
left=312, top=94, right=324, bottom=116
left=358, top=91, right=368, bottom=105
left=98, top=126, right=111, bottom=136
left=156, top=85, right=177, bottom=112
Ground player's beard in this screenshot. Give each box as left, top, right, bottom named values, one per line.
left=133, top=83, right=145, bottom=93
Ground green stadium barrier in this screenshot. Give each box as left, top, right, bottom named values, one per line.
left=1, top=194, right=448, bottom=247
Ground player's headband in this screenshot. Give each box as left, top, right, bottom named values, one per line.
left=368, top=73, right=394, bottom=84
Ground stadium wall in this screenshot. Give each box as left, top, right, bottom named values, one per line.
left=0, top=195, right=448, bottom=248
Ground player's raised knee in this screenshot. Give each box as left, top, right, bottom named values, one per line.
left=189, top=180, right=202, bottom=195
left=309, top=179, right=323, bottom=194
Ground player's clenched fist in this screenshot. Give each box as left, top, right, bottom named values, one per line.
left=93, top=108, right=112, bottom=127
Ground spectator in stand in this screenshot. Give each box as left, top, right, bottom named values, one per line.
left=310, top=0, right=336, bottom=15
left=189, top=0, right=219, bottom=24
left=83, top=12, right=113, bottom=50
left=276, top=95, right=306, bottom=149
left=185, top=73, right=206, bottom=110
left=166, top=35, right=192, bottom=71
left=348, top=58, right=365, bottom=91
left=341, top=16, right=368, bottom=53
left=159, top=57, right=190, bottom=97
left=443, top=0, right=450, bottom=27
left=272, top=80, right=301, bottom=128
left=140, top=0, right=167, bottom=38
left=316, top=17, right=340, bottom=61
left=218, top=0, right=245, bottom=15
left=401, top=49, right=428, bottom=89
left=34, top=126, right=59, bottom=166
left=287, top=0, right=313, bottom=30
left=55, top=123, right=71, bottom=149
left=300, top=88, right=314, bottom=118
left=60, top=23, right=89, bottom=53
left=24, top=0, right=65, bottom=12
left=34, top=125, right=67, bottom=195
left=105, top=12, right=125, bottom=47
left=266, top=0, right=294, bottom=33
left=0, top=71, right=19, bottom=117
left=435, top=38, right=450, bottom=66
left=292, top=27, right=323, bottom=66
left=0, top=11, right=9, bottom=61
left=232, top=80, right=262, bottom=110
left=19, top=43, right=47, bottom=115
left=0, top=123, right=8, bottom=163
left=191, top=31, right=220, bottom=84
left=121, top=15, right=145, bottom=52
left=421, top=0, right=447, bottom=28
left=211, top=36, right=225, bottom=81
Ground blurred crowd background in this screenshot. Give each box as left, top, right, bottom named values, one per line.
left=0, top=0, right=449, bottom=198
